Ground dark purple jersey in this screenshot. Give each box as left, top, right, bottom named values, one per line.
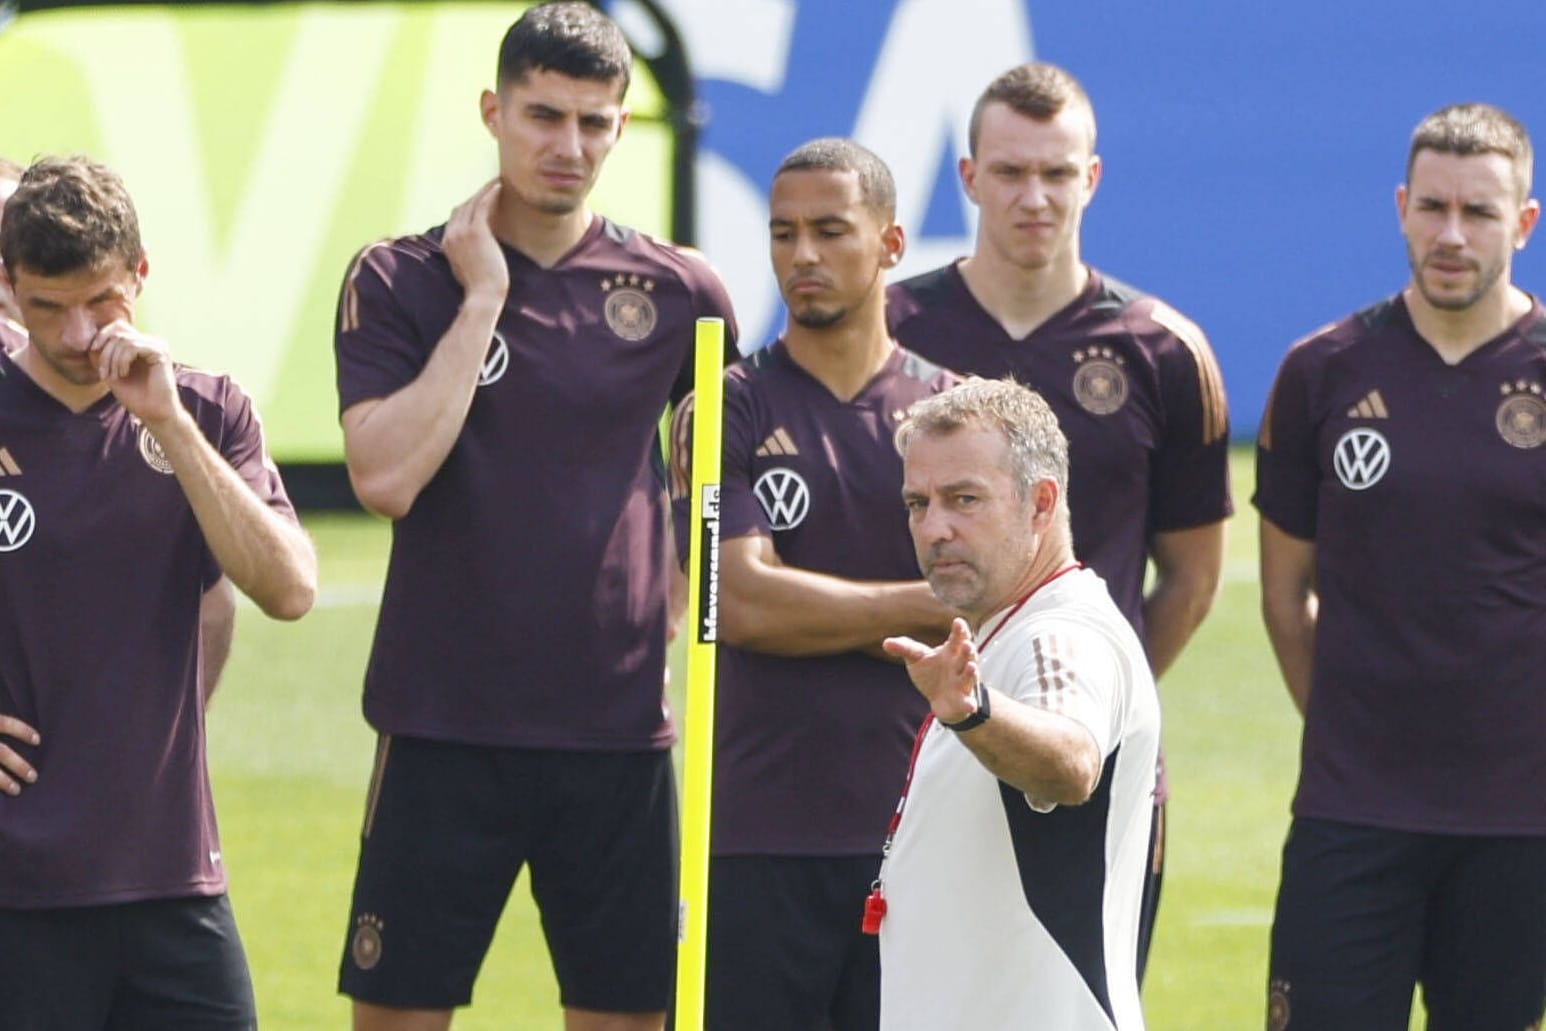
left=669, top=343, right=955, bottom=855
left=1254, top=295, right=1546, bottom=835
left=887, top=265, right=1232, bottom=635
left=335, top=217, right=737, bottom=751
left=0, top=352, right=297, bottom=907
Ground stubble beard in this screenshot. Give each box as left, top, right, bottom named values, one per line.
left=1408, top=244, right=1507, bottom=312
left=35, top=344, right=100, bottom=387
left=923, top=557, right=984, bottom=616
left=789, top=302, right=850, bottom=330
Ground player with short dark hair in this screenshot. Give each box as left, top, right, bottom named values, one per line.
left=0, top=154, right=317, bottom=1029
left=885, top=61, right=1231, bottom=979
left=332, top=4, right=737, bottom=1030
left=878, top=377, right=1159, bottom=1031
left=496, top=0, right=632, bottom=92
left=1256, top=102, right=1546, bottom=1030
left=669, top=137, right=953, bottom=1031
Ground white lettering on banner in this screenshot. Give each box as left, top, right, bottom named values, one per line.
left=28, top=10, right=399, bottom=402
left=646, top=0, right=795, bottom=92
left=698, top=485, right=721, bottom=643
left=854, top=0, right=1035, bottom=279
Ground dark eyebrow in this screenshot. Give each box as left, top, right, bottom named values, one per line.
left=768, top=215, right=854, bottom=231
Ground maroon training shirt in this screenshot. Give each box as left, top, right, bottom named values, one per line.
left=335, top=216, right=738, bottom=751
left=887, top=265, right=1232, bottom=636
left=1255, top=294, right=1546, bottom=834
left=670, top=343, right=955, bottom=854
left=0, top=352, right=298, bottom=907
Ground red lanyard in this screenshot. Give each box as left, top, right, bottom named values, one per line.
left=862, top=563, right=1080, bottom=934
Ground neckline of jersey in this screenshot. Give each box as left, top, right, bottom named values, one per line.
left=766, top=337, right=909, bottom=409
left=948, top=260, right=1100, bottom=346
left=1393, top=291, right=1546, bottom=369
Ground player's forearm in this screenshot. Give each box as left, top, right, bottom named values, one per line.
left=343, top=292, right=504, bottom=519
left=150, top=412, right=317, bottom=621
left=1262, top=594, right=1316, bottom=715
left=1141, top=572, right=1218, bottom=679
left=949, top=690, right=1103, bottom=805
left=199, top=577, right=236, bottom=705
left=1259, top=519, right=1317, bottom=715
left=1142, top=522, right=1225, bottom=678
left=721, top=573, right=950, bottom=657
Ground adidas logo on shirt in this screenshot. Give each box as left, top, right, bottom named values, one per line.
left=1346, top=389, right=1388, bottom=419
left=755, top=428, right=799, bottom=457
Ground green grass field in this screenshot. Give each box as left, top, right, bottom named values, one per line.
left=207, top=448, right=1423, bottom=1029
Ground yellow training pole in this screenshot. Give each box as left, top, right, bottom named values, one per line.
left=675, top=317, right=725, bottom=1030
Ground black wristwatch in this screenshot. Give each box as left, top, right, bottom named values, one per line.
left=940, top=682, right=991, bottom=733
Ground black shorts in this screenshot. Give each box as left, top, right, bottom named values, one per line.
left=1267, top=817, right=1546, bottom=1031
left=338, top=735, right=679, bottom=1013
left=699, top=854, right=881, bottom=1031
left=0, top=894, right=256, bottom=1030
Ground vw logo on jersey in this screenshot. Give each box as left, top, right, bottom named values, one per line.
left=1332, top=428, right=1390, bottom=490
left=753, top=467, right=811, bottom=530
left=479, top=332, right=510, bottom=387
left=0, top=489, right=36, bottom=552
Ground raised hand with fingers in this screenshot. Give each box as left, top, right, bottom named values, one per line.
left=884, top=617, right=982, bottom=725
left=443, top=178, right=510, bottom=302
left=0, top=714, right=40, bottom=797
left=89, top=319, right=179, bottom=426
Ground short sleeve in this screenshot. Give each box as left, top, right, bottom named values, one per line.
left=1252, top=342, right=1320, bottom=541
left=334, top=240, right=434, bottom=414
left=714, top=376, right=772, bottom=543
left=1146, top=304, right=1233, bottom=534
left=191, top=376, right=300, bottom=588
left=996, top=622, right=1123, bottom=760
left=668, top=257, right=742, bottom=406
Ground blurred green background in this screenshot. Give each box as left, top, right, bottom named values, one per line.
left=0, top=1, right=669, bottom=461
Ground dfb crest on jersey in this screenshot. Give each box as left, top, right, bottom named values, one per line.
left=1332, top=428, right=1390, bottom=490
left=753, top=467, right=810, bottom=530
left=1072, top=347, right=1128, bottom=415
left=137, top=423, right=175, bottom=474
left=351, top=913, right=384, bottom=971
left=601, top=274, right=657, bottom=341
left=479, top=332, right=510, bottom=387
left=1267, top=979, right=1291, bottom=1031
left=1496, top=380, right=1546, bottom=449
left=0, top=489, right=36, bottom=552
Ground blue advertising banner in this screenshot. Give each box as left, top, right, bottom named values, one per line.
left=659, top=0, right=1546, bottom=436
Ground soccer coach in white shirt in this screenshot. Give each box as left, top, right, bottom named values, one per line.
left=878, top=377, right=1159, bottom=1031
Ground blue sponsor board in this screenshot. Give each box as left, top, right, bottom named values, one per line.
left=659, top=0, right=1546, bottom=436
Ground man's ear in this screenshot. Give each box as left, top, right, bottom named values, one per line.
left=480, top=89, right=501, bottom=138
left=880, top=221, right=906, bottom=269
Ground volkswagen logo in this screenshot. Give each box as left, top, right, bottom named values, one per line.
left=1332, top=428, right=1390, bottom=490
left=753, top=468, right=811, bottom=530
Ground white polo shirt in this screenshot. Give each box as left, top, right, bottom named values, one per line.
left=879, top=568, right=1159, bottom=1031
